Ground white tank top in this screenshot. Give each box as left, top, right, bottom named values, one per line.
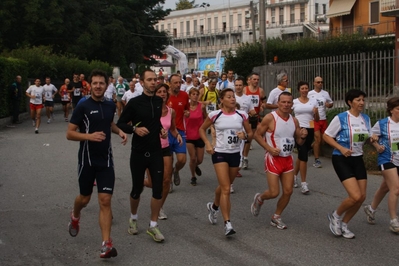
left=265, top=111, right=296, bottom=157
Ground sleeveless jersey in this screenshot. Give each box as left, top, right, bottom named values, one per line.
left=265, top=111, right=296, bottom=157
left=209, top=109, right=248, bottom=153
left=185, top=103, right=204, bottom=140
left=372, top=117, right=399, bottom=166
left=160, top=107, right=172, bottom=148
left=244, top=86, right=261, bottom=114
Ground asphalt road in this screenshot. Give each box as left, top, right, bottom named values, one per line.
left=0, top=112, right=398, bottom=266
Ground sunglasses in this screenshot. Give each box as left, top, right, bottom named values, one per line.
left=316, top=81, right=323, bottom=84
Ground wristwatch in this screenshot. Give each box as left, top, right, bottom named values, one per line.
left=132, top=126, right=136, bottom=133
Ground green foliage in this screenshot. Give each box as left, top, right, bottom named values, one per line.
left=0, top=0, right=171, bottom=70
left=175, top=0, right=197, bottom=10
left=1, top=46, right=112, bottom=80
left=224, top=35, right=394, bottom=78
left=0, top=57, right=29, bottom=118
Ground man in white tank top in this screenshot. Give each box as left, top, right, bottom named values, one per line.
left=251, top=92, right=308, bottom=229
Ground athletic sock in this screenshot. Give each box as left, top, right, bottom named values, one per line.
left=131, top=214, right=138, bottom=220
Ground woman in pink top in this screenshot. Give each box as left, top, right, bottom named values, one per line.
left=145, top=83, right=182, bottom=220
left=185, top=88, right=207, bottom=186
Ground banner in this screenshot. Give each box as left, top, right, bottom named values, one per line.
left=198, top=57, right=225, bottom=72
left=215, top=50, right=222, bottom=72
left=163, top=45, right=188, bottom=73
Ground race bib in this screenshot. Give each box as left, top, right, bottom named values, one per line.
left=351, top=131, right=369, bottom=155
left=45, top=91, right=52, bottom=99
left=279, top=137, right=295, bottom=157
left=390, top=133, right=399, bottom=165
left=118, top=87, right=125, bottom=95
left=207, top=103, right=216, bottom=113
left=63, top=94, right=69, bottom=101
left=223, top=129, right=240, bottom=150
left=250, top=95, right=260, bottom=107
left=74, top=88, right=81, bottom=96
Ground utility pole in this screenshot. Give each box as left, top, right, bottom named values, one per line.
left=259, top=0, right=267, bottom=64
left=250, top=1, right=256, bottom=43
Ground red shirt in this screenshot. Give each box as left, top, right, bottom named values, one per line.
left=244, top=86, right=261, bottom=114
left=167, top=91, right=190, bottom=131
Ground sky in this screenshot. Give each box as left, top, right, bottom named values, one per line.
left=163, top=0, right=245, bottom=10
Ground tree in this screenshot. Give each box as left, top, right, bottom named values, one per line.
left=0, top=0, right=171, bottom=74
left=175, top=0, right=197, bottom=10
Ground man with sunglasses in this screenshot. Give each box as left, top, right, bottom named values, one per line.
left=308, top=76, right=333, bottom=168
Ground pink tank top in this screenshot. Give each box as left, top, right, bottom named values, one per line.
left=160, top=107, right=172, bottom=148
left=185, top=103, right=204, bottom=140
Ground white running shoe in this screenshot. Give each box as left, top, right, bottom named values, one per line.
left=224, top=221, right=236, bottom=236
left=250, top=193, right=263, bottom=217
left=389, top=217, right=399, bottom=233
left=293, top=176, right=298, bottom=188
left=363, top=205, right=376, bottom=225
left=230, top=184, right=234, bottom=194
left=327, top=212, right=342, bottom=236
left=206, top=202, right=218, bottom=224
left=341, top=224, right=355, bottom=239
left=158, top=208, right=167, bottom=220
left=301, top=183, right=309, bottom=194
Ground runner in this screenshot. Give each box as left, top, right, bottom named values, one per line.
left=117, top=70, right=167, bottom=242
left=144, top=83, right=182, bottom=220
left=26, top=78, right=44, bottom=134
left=292, top=81, right=319, bottom=194
left=121, top=81, right=141, bottom=106
left=364, top=96, right=399, bottom=233
left=242, top=72, right=266, bottom=169
left=233, top=77, right=256, bottom=186
left=200, top=88, right=252, bottom=236
left=42, top=77, right=58, bottom=124
left=251, top=92, right=308, bottom=229
left=265, top=73, right=289, bottom=111
left=323, top=89, right=377, bottom=239
left=185, top=88, right=207, bottom=186
left=308, top=76, right=334, bottom=168
left=67, top=73, right=83, bottom=113
left=115, top=77, right=129, bottom=117
left=66, top=69, right=127, bottom=259
left=167, top=74, right=190, bottom=192
left=59, top=78, right=71, bottom=122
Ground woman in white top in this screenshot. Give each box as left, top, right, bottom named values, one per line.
left=292, top=81, right=319, bottom=194
left=199, top=88, right=252, bottom=237
left=323, top=89, right=377, bottom=239
left=364, top=96, right=399, bottom=232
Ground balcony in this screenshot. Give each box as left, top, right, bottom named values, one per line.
left=380, top=0, right=399, bottom=16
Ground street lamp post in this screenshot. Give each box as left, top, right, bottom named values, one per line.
left=200, top=3, right=210, bottom=56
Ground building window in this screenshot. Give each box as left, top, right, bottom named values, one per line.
left=290, top=5, right=295, bottom=24
left=245, top=11, right=250, bottom=29
left=208, top=18, right=211, bottom=33
left=180, top=21, right=183, bottom=36
left=194, top=20, right=197, bottom=34
left=223, top=22, right=226, bottom=32
left=186, top=21, right=190, bottom=36
left=155, top=25, right=159, bottom=31
left=322, top=4, right=326, bottom=14
left=271, top=7, right=275, bottom=24
left=300, top=3, right=305, bottom=22
left=214, top=17, right=218, bottom=32
left=279, top=7, right=284, bottom=25
left=238, top=14, right=242, bottom=27
left=161, top=24, right=164, bottom=31
left=315, top=3, right=319, bottom=15
left=370, top=1, right=379, bottom=24
left=173, top=28, right=177, bottom=38
left=167, top=23, right=171, bottom=33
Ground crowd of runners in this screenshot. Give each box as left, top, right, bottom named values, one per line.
left=8, top=67, right=399, bottom=259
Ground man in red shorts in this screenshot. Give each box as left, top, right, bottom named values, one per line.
left=25, top=78, right=44, bottom=134
left=250, top=92, right=308, bottom=229
left=308, top=76, right=333, bottom=168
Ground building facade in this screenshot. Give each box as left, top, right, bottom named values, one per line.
left=327, top=0, right=396, bottom=36
left=156, top=0, right=329, bottom=70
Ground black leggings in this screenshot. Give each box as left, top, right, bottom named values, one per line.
left=130, top=149, right=164, bottom=200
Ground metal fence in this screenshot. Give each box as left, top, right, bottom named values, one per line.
left=253, top=50, right=397, bottom=120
